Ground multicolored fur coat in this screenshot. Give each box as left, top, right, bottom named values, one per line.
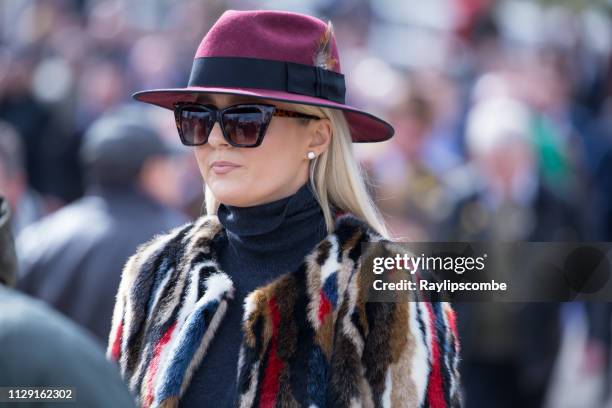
left=107, top=212, right=462, bottom=407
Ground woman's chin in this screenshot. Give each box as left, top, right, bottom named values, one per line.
left=208, top=181, right=253, bottom=207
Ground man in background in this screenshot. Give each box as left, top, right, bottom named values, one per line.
left=16, top=104, right=188, bottom=344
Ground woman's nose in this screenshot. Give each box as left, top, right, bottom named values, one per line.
left=207, top=122, right=229, bottom=148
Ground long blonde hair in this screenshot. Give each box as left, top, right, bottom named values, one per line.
left=204, top=102, right=389, bottom=238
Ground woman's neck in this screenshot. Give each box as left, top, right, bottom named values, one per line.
left=216, top=183, right=327, bottom=257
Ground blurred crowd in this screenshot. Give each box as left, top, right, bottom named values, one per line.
left=1, top=0, right=612, bottom=407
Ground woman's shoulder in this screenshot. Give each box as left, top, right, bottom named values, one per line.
left=120, top=215, right=222, bottom=282
left=331, top=211, right=385, bottom=243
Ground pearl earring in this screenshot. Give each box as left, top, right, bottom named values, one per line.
left=307, top=151, right=316, bottom=160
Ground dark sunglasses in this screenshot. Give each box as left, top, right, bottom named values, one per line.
left=173, top=102, right=321, bottom=147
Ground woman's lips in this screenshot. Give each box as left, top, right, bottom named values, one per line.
left=210, top=161, right=241, bottom=174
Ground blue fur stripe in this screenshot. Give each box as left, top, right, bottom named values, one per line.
left=154, top=298, right=220, bottom=402
left=306, top=345, right=329, bottom=407
left=322, top=273, right=338, bottom=310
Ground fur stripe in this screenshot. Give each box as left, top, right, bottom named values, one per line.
left=390, top=301, right=418, bottom=407
left=318, top=291, right=332, bottom=324
left=425, top=302, right=446, bottom=408
left=306, top=345, right=329, bottom=407
left=307, top=237, right=338, bottom=332
left=132, top=266, right=187, bottom=395
left=382, top=367, right=392, bottom=408
left=259, top=296, right=284, bottom=408
left=322, top=272, right=338, bottom=308
left=154, top=272, right=233, bottom=404
left=111, top=319, right=123, bottom=362
left=124, top=223, right=193, bottom=384
left=443, top=303, right=461, bottom=406
left=154, top=299, right=219, bottom=402
left=435, top=303, right=452, bottom=407
left=146, top=263, right=174, bottom=324
left=143, top=321, right=177, bottom=408
left=181, top=278, right=232, bottom=396
left=409, top=302, right=430, bottom=405
left=238, top=357, right=261, bottom=407
left=107, top=272, right=127, bottom=362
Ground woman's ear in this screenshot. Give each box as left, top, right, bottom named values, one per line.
left=307, top=118, right=332, bottom=156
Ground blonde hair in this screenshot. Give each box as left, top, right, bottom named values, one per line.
left=204, top=102, right=389, bottom=238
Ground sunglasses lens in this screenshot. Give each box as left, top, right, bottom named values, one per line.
left=178, top=107, right=213, bottom=146
left=223, top=106, right=269, bottom=147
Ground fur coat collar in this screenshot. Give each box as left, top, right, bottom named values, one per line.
left=107, top=212, right=462, bottom=407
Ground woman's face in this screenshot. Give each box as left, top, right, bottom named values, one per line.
left=191, top=93, right=331, bottom=207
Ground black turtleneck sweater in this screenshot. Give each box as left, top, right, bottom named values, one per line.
left=180, top=182, right=327, bottom=407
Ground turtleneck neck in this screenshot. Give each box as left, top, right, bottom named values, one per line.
left=216, top=182, right=327, bottom=256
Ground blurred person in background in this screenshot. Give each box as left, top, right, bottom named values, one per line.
left=444, top=96, right=582, bottom=242
left=370, top=81, right=454, bottom=240
left=442, top=96, right=582, bottom=408
left=0, top=194, right=135, bottom=407
left=520, top=50, right=587, bottom=206
left=0, top=46, right=81, bottom=210
left=0, top=120, right=45, bottom=234
left=0, top=47, right=51, bottom=195
left=15, top=104, right=189, bottom=344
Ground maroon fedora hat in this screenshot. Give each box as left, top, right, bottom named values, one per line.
left=132, top=9, right=394, bottom=143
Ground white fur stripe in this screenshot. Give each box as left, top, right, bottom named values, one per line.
left=320, top=235, right=339, bottom=282
left=418, top=302, right=433, bottom=363
left=242, top=290, right=258, bottom=323
left=349, top=397, right=362, bottom=407
left=382, top=367, right=392, bottom=407
left=201, top=271, right=234, bottom=303
left=238, top=361, right=260, bottom=408
left=409, top=302, right=430, bottom=405
left=341, top=263, right=364, bottom=355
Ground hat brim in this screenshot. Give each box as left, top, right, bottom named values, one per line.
left=132, top=86, right=394, bottom=143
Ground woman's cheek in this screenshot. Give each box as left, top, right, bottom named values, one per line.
left=195, top=149, right=213, bottom=182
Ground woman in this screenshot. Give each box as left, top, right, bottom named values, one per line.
left=107, top=9, right=461, bottom=408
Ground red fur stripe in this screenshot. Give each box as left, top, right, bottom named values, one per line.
left=318, top=291, right=332, bottom=323
left=260, top=296, right=285, bottom=408
left=111, top=320, right=123, bottom=361
left=426, top=303, right=446, bottom=408
left=334, top=209, right=348, bottom=218
left=144, top=321, right=177, bottom=408
left=445, top=307, right=459, bottom=348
